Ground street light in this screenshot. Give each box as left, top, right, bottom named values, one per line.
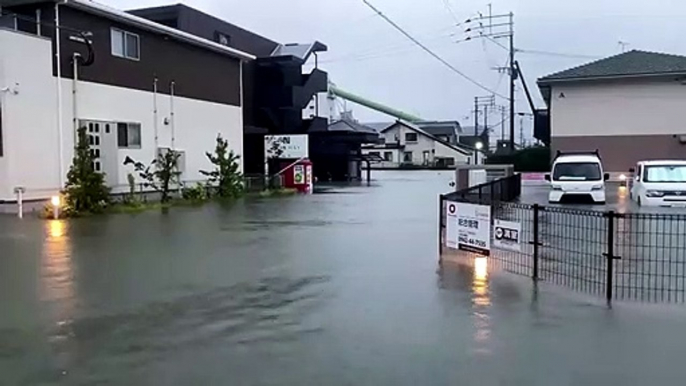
left=475, top=142, right=484, bottom=150
left=51, top=195, right=61, bottom=219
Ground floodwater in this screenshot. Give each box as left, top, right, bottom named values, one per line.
left=1, top=171, right=686, bottom=385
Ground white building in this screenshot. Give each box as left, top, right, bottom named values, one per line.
left=362, top=120, right=476, bottom=168
left=538, top=50, right=686, bottom=173
left=0, top=0, right=254, bottom=202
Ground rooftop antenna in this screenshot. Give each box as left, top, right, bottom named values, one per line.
left=618, top=40, right=630, bottom=53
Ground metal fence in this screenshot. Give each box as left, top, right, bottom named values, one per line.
left=439, top=176, right=686, bottom=303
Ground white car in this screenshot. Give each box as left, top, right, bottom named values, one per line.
left=630, top=160, right=686, bottom=207
left=546, top=152, right=609, bottom=204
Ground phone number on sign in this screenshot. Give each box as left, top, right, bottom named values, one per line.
left=459, top=234, right=487, bottom=248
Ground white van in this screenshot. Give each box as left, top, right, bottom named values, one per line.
left=546, top=151, right=609, bottom=204
left=630, top=160, right=686, bottom=207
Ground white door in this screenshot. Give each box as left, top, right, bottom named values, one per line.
left=81, top=120, right=118, bottom=187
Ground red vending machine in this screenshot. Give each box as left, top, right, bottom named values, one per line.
left=282, top=159, right=313, bottom=194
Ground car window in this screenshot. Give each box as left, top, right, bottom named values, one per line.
left=553, top=162, right=602, bottom=181
left=644, top=165, right=686, bottom=183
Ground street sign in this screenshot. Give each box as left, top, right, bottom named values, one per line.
left=446, top=201, right=491, bottom=256
left=494, top=219, right=521, bottom=252
left=265, top=135, right=309, bottom=159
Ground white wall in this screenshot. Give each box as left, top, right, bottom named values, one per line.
left=0, top=30, right=60, bottom=201
left=380, top=123, right=470, bottom=165
left=434, top=140, right=471, bottom=164
left=66, top=80, right=243, bottom=194
left=551, top=79, right=686, bottom=137
left=0, top=29, right=244, bottom=201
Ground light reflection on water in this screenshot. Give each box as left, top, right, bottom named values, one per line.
left=471, top=257, right=491, bottom=353
left=42, top=220, right=75, bottom=324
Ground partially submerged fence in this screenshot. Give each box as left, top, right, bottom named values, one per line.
left=440, top=175, right=686, bottom=303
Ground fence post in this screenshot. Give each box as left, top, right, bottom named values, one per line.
left=438, top=195, right=444, bottom=256
left=605, top=211, right=615, bottom=303
left=532, top=204, right=540, bottom=281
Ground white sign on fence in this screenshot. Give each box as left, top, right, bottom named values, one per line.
left=494, top=219, right=521, bottom=252
left=446, top=201, right=459, bottom=249
left=446, top=201, right=491, bottom=256
left=265, top=135, right=309, bottom=159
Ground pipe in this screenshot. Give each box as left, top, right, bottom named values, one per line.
left=55, top=3, right=65, bottom=187
left=36, top=8, right=41, bottom=36
left=153, top=77, right=158, bottom=149
left=73, top=53, right=80, bottom=133
left=170, top=80, right=175, bottom=150
left=328, top=84, right=422, bottom=122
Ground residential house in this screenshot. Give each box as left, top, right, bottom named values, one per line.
left=538, top=50, right=686, bottom=172
left=362, top=120, right=475, bottom=168
left=0, top=0, right=253, bottom=202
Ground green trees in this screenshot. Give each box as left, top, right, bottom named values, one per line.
left=201, top=134, right=243, bottom=198
left=130, top=150, right=182, bottom=203
left=62, top=127, right=111, bottom=216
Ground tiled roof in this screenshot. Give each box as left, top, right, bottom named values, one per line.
left=538, top=50, right=686, bottom=84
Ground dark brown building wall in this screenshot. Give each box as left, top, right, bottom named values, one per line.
left=552, top=135, right=686, bottom=172
left=55, top=6, right=242, bottom=106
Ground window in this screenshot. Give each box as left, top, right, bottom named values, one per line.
left=369, top=151, right=380, bottom=158
left=405, top=132, right=418, bottom=142
left=384, top=152, right=393, bottom=161
left=117, top=122, right=141, bottom=148
left=215, top=31, right=231, bottom=46
left=403, top=151, right=413, bottom=162
left=644, top=165, right=686, bottom=183
left=111, top=28, right=140, bottom=60
left=552, top=162, right=602, bottom=181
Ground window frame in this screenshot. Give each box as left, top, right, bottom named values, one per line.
left=403, top=151, right=413, bottom=162
left=111, top=28, right=140, bottom=61
left=384, top=152, right=393, bottom=161
left=405, top=132, right=418, bottom=143
left=117, top=122, right=142, bottom=149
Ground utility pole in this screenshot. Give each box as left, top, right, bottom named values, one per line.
left=508, top=12, right=515, bottom=153
left=474, top=95, right=495, bottom=159
left=473, top=97, right=479, bottom=163
left=465, top=9, right=516, bottom=152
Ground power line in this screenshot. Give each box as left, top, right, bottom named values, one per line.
left=517, top=48, right=600, bottom=59
left=361, top=0, right=508, bottom=99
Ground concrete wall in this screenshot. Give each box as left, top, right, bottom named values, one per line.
left=550, top=79, right=686, bottom=171
left=0, top=30, right=60, bottom=201
left=0, top=29, right=243, bottom=202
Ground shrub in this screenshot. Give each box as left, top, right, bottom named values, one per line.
left=62, top=126, right=110, bottom=216
left=201, top=134, right=243, bottom=199
left=181, top=183, right=209, bottom=202
left=129, top=150, right=182, bottom=203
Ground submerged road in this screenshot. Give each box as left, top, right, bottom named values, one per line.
left=1, top=171, right=686, bottom=385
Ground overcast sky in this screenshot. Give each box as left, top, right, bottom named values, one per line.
left=108, top=0, right=686, bottom=138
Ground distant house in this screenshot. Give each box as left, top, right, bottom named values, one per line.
left=538, top=50, right=686, bottom=173
left=362, top=120, right=475, bottom=168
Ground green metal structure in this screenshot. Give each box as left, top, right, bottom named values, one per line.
left=328, top=84, right=422, bottom=123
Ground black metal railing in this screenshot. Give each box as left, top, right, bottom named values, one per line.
left=439, top=177, right=686, bottom=304
left=443, top=173, right=522, bottom=204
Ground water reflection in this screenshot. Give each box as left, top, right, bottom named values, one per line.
left=42, top=220, right=75, bottom=323
left=437, top=255, right=492, bottom=354
left=472, top=257, right=490, bottom=307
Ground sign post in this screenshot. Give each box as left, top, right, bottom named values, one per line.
left=446, top=201, right=492, bottom=256
left=494, top=219, right=521, bottom=252
left=264, top=134, right=309, bottom=186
